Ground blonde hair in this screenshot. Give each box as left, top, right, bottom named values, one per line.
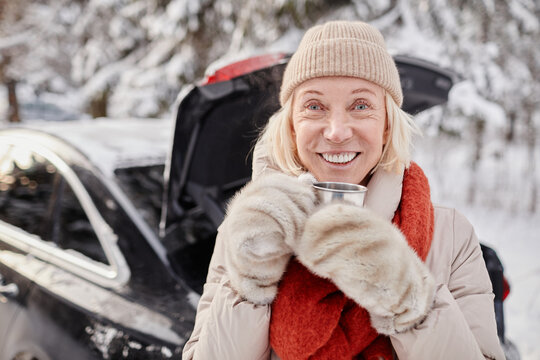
left=378, top=92, right=421, bottom=172
left=258, top=92, right=420, bottom=177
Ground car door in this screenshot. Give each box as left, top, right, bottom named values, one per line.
left=0, top=135, right=193, bottom=359
left=0, top=142, right=55, bottom=358
left=0, top=251, right=34, bottom=358
left=0, top=140, right=128, bottom=359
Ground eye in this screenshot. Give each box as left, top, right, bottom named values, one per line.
left=352, top=102, right=369, bottom=111
left=305, top=102, right=323, bottom=111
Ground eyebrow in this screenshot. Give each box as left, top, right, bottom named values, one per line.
left=298, top=88, right=378, bottom=97
left=299, top=90, right=324, bottom=96
left=352, top=88, right=378, bottom=96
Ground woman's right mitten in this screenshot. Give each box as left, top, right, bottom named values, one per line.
left=222, top=172, right=317, bottom=305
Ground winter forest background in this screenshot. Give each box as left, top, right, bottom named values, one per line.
left=1, top=0, right=539, bottom=358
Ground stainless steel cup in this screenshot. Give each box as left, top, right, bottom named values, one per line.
left=313, top=181, right=367, bottom=207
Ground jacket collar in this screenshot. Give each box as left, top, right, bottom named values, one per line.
left=364, top=166, right=404, bottom=221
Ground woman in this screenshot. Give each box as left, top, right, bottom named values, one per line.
left=182, top=20, right=505, bottom=360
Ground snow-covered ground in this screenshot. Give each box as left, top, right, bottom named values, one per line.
left=415, top=136, right=540, bottom=360
left=462, top=206, right=540, bottom=360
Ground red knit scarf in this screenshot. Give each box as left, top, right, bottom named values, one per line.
left=270, top=162, right=434, bottom=360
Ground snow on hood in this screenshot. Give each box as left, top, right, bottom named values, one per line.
left=8, top=117, right=174, bottom=176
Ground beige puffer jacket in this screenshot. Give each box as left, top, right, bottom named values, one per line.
left=182, top=162, right=505, bottom=360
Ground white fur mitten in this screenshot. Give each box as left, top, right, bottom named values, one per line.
left=222, top=172, right=317, bottom=305
left=296, top=203, right=435, bottom=334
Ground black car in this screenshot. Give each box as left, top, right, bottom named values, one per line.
left=0, top=119, right=196, bottom=359
left=0, top=54, right=518, bottom=359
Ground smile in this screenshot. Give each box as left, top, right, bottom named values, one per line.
left=321, top=152, right=359, bottom=164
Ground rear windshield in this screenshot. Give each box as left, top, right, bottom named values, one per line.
left=114, top=165, right=164, bottom=234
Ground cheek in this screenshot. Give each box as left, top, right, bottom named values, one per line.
left=291, top=120, right=306, bottom=162
left=294, top=130, right=308, bottom=159
left=354, top=121, right=385, bottom=145
left=376, top=128, right=386, bottom=151
left=292, top=123, right=318, bottom=165
left=294, top=124, right=321, bottom=155
left=292, top=121, right=308, bottom=146
left=365, top=113, right=387, bottom=147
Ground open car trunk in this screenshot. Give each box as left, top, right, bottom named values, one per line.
left=159, top=53, right=457, bottom=294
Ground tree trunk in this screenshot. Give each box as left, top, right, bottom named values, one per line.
left=88, top=89, right=109, bottom=118
left=467, top=117, right=485, bottom=205
left=7, top=79, right=20, bottom=123
left=506, top=110, right=516, bottom=143
left=524, top=102, right=537, bottom=213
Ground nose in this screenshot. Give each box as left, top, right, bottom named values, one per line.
left=323, top=111, right=353, bottom=143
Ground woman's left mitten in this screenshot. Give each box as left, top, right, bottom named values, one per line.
left=222, top=172, right=317, bottom=305
left=297, top=203, right=435, bottom=334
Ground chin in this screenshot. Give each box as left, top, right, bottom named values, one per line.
left=310, top=161, right=370, bottom=185
left=317, top=174, right=363, bottom=185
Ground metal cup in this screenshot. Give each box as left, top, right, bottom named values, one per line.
left=313, top=181, right=367, bottom=207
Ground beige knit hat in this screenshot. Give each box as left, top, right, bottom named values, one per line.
left=280, top=21, right=403, bottom=107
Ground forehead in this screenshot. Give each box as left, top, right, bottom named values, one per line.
left=294, top=76, right=384, bottom=98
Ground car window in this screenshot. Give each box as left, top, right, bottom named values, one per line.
left=114, top=165, right=164, bottom=234
left=0, top=144, right=109, bottom=264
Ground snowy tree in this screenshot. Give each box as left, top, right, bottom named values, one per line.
left=0, top=0, right=28, bottom=122
left=31, top=0, right=342, bottom=118
left=0, top=0, right=538, bottom=212
left=0, top=0, right=86, bottom=120
left=356, top=0, right=540, bottom=213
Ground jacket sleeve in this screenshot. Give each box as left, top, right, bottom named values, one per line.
left=390, top=208, right=505, bottom=360
left=182, top=227, right=272, bottom=360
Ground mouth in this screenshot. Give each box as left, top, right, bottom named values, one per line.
left=320, top=152, right=359, bottom=164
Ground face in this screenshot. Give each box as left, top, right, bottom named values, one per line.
left=292, top=77, right=387, bottom=185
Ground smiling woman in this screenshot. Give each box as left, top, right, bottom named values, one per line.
left=183, top=20, right=505, bottom=360
left=291, top=77, right=388, bottom=185
left=258, top=80, right=418, bottom=188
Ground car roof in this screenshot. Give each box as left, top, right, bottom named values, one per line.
left=0, top=117, right=173, bottom=176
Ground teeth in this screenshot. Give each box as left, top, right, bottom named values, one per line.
left=322, top=152, right=357, bottom=164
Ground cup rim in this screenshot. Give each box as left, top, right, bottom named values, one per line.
left=312, top=181, right=367, bottom=193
